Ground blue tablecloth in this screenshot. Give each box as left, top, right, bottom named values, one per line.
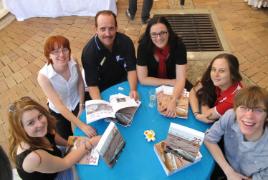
left=75, top=81, right=215, bottom=180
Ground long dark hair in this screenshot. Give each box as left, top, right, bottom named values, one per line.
left=138, top=16, right=182, bottom=54
left=197, top=53, right=242, bottom=107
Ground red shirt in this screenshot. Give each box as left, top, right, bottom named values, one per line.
left=214, top=82, right=242, bottom=116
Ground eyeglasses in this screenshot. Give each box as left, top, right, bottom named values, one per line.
left=51, top=48, right=69, bottom=56
left=150, top=31, right=168, bottom=39
left=238, top=106, right=267, bottom=115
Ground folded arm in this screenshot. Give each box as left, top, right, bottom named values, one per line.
left=136, top=65, right=176, bottom=86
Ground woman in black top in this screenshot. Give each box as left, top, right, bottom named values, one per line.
left=8, top=96, right=100, bottom=180
left=137, top=16, right=191, bottom=117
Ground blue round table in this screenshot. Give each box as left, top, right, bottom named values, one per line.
left=75, top=81, right=215, bottom=180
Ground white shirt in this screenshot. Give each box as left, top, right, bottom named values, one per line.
left=39, top=58, right=80, bottom=113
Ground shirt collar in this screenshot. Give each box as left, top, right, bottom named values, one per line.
left=216, top=82, right=241, bottom=97
left=94, top=32, right=119, bottom=52
left=46, top=59, right=76, bottom=78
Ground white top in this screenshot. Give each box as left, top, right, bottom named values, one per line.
left=39, top=58, right=80, bottom=113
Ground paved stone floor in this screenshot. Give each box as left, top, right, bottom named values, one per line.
left=0, top=0, right=267, bottom=155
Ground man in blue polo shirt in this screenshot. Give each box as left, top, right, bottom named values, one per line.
left=82, top=10, right=138, bottom=100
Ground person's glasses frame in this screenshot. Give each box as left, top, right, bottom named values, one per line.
left=150, top=31, right=168, bottom=39
left=50, top=48, right=69, bottom=56
left=238, top=105, right=267, bottom=115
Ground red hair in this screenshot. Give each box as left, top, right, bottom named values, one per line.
left=44, top=35, right=71, bottom=64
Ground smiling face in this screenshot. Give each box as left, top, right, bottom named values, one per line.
left=49, top=43, right=70, bottom=67
left=21, top=109, right=48, bottom=138
left=96, top=14, right=117, bottom=50
left=150, top=23, right=169, bottom=49
left=210, top=58, right=232, bottom=91
left=236, top=105, right=267, bottom=141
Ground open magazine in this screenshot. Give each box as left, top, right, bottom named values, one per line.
left=95, top=122, right=125, bottom=168
left=156, top=85, right=189, bottom=119
left=85, top=93, right=140, bottom=126
left=154, top=123, right=204, bottom=176
left=67, top=136, right=99, bottom=165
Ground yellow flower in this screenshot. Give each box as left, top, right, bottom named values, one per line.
left=144, top=130, right=156, bottom=142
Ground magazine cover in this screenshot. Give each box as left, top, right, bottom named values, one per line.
left=67, top=136, right=99, bottom=165
left=156, top=86, right=189, bottom=119
left=95, top=122, right=125, bottom=168
left=86, top=93, right=140, bottom=126
left=154, top=123, right=204, bottom=176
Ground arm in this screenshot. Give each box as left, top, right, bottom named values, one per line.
left=136, top=65, right=176, bottom=86
left=37, top=73, right=96, bottom=138
left=127, top=70, right=139, bottom=100
left=88, top=86, right=101, bottom=100
left=23, top=136, right=100, bottom=173
left=165, top=64, right=186, bottom=118
left=205, top=140, right=249, bottom=180
left=189, top=82, right=219, bottom=123
left=76, top=63, right=85, bottom=118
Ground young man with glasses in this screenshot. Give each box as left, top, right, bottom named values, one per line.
left=136, top=16, right=191, bottom=118
left=82, top=10, right=138, bottom=101
left=205, top=86, right=268, bottom=180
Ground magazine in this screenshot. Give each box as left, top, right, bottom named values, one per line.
left=67, top=136, right=99, bottom=165
left=154, top=123, right=204, bottom=176
left=85, top=93, right=140, bottom=126
left=156, top=85, right=189, bottom=119
left=95, top=122, right=125, bottom=168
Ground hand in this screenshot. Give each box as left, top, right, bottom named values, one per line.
left=195, top=113, right=215, bottom=123
left=226, top=169, right=249, bottom=180
left=164, top=100, right=177, bottom=118
left=89, top=135, right=101, bottom=147
left=129, top=90, right=139, bottom=101
left=80, top=123, right=97, bottom=138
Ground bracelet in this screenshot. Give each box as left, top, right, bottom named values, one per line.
left=193, top=112, right=201, bottom=116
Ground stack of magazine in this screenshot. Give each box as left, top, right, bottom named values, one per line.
left=69, top=122, right=125, bottom=168
left=85, top=93, right=140, bottom=126
left=95, top=122, right=125, bottom=168
left=156, top=85, right=189, bottom=119
left=154, top=123, right=204, bottom=176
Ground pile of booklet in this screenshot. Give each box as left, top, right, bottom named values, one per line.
left=156, top=86, right=189, bottom=119
left=154, top=123, right=204, bottom=176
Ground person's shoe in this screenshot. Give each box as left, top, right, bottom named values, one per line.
left=142, top=18, right=150, bottom=25
left=125, top=9, right=134, bottom=21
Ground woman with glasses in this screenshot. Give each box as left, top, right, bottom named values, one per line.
left=137, top=16, right=191, bottom=118
left=37, top=35, right=96, bottom=140
left=189, top=53, right=243, bottom=123
left=8, top=96, right=100, bottom=180
left=205, top=86, right=268, bottom=179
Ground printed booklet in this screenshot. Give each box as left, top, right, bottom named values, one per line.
left=95, top=122, right=125, bottom=168
left=156, top=85, right=189, bottom=119
left=85, top=93, right=140, bottom=126
left=67, top=136, right=99, bottom=165
left=154, top=123, right=204, bottom=176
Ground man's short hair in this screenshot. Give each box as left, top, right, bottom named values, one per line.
left=95, top=10, right=117, bottom=27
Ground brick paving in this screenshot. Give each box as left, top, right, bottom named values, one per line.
left=0, top=0, right=267, bottom=155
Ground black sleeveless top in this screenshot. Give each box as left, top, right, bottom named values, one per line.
left=16, top=134, right=62, bottom=180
